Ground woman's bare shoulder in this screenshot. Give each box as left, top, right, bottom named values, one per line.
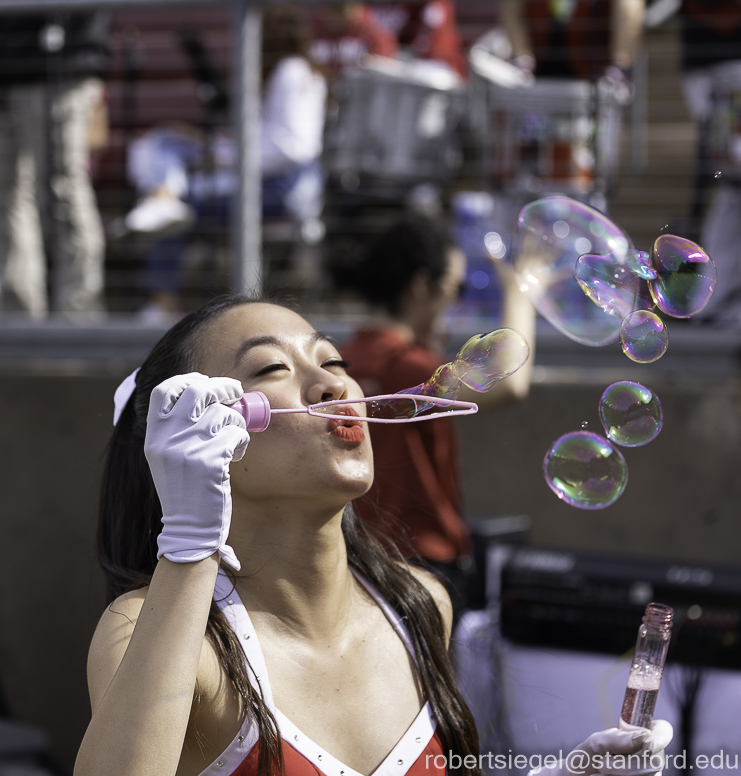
left=87, top=588, right=150, bottom=711
left=402, top=564, right=454, bottom=645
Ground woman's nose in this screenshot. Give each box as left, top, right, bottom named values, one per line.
left=306, top=369, right=347, bottom=405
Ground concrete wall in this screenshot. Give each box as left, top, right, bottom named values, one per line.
left=0, top=373, right=116, bottom=771
left=459, top=375, right=741, bottom=565
left=0, top=368, right=739, bottom=770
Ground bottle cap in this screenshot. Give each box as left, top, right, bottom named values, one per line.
left=644, top=602, right=673, bottom=628
left=235, top=391, right=271, bottom=432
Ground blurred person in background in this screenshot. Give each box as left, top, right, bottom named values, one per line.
left=309, top=3, right=398, bottom=78
left=679, top=1, right=741, bottom=324
left=500, top=0, right=644, bottom=96
left=335, top=214, right=535, bottom=620
left=260, top=4, right=328, bottom=225
left=0, top=11, right=111, bottom=317
left=123, top=4, right=327, bottom=320
left=369, top=0, right=467, bottom=77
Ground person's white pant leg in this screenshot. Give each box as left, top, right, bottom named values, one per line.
left=698, top=184, right=741, bottom=322
left=682, top=68, right=714, bottom=124
left=49, top=77, right=105, bottom=314
left=0, top=85, right=49, bottom=317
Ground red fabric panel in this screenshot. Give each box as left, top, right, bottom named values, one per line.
left=342, top=328, right=470, bottom=562
left=229, top=739, right=322, bottom=776
left=229, top=731, right=446, bottom=775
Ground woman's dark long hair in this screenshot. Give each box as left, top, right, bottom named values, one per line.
left=98, top=294, right=480, bottom=776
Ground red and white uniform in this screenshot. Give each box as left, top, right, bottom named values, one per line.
left=198, top=569, right=446, bottom=776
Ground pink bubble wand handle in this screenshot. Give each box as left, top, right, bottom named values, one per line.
left=233, top=392, right=478, bottom=432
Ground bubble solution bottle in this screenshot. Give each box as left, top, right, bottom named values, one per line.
left=620, top=603, right=673, bottom=729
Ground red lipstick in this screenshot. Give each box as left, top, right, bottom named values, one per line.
left=327, top=406, right=365, bottom=443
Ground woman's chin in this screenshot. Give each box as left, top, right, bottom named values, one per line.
left=334, top=461, right=374, bottom=500
left=305, top=458, right=373, bottom=508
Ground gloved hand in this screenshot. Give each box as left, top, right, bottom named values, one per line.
left=528, top=719, right=673, bottom=776
left=145, top=372, right=250, bottom=570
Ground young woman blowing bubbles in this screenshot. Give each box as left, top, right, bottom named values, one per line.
left=74, top=296, right=672, bottom=776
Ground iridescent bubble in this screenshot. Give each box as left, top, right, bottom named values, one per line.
left=715, top=171, right=722, bottom=178
left=649, top=234, right=717, bottom=318
left=426, top=363, right=462, bottom=399
left=512, top=196, right=632, bottom=346
left=455, top=328, right=530, bottom=391
left=620, top=310, right=669, bottom=363
left=575, top=251, right=654, bottom=319
left=401, top=328, right=530, bottom=409
left=624, top=250, right=657, bottom=281
left=543, top=431, right=628, bottom=509
left=599, top=381, right=663, bottom=447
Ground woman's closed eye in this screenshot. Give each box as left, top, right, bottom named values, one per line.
left=254, top=359, right=350, bottom=376
left=255, top=363, right=289, bottom=376
left=322, top=358, right=352, bottom=371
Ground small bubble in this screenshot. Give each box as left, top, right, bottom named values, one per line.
left=581, top=421, right=589, bottom=428
left=660, top=224, right=669, bottom=232
left=620, top=310, right=669, bottom=364
left=650, top=234, right=716, bottom=318
left=599, top=381, right=663, bottom=447
left=715, top=171, right=722, bottom=178
left=543, top=431, right=628, bottom=509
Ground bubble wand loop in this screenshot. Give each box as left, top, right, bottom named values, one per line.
left=233, top=392, right=478, bottom=433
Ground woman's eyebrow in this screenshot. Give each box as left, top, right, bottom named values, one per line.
left=233, top=335, right=283, bottom=366
left=232, top=331, right=336, bottom=367
left=312, top=331, right=339, bottom=348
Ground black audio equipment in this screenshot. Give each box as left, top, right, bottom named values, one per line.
left=497, top=546, right=741, bottom=670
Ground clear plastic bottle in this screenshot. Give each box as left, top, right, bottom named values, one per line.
left=620, top=602, right=674, bottom=729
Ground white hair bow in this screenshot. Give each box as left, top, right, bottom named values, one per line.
left=113, top=367, right=141, bottom=425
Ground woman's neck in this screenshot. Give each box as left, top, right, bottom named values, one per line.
left=227, top=501, right=358, bottom=641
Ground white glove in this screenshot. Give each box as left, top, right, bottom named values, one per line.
left=145, top=372, right=250, bottom=570
left=529, top=720, right=673, bottom=776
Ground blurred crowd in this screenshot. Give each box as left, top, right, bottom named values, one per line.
left=2, top=1, right=741, bottom=323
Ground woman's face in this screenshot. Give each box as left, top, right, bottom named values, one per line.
left=198, top=303, right=374, bottom=510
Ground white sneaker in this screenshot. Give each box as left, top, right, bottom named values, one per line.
left=125, top=196, right=196, bottom=237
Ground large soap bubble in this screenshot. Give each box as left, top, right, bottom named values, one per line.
left=575, top=251, right=654, bottom=319
left=649, top=234, right=716, bottom=318
left=512, top=196, right=631, bottom=346
left=405, top=328, right=530, bottom=402
left=620, top=310, right=669, bottom=364
left=599, top=381, right=663, bottom=447
left=543, top=431, right=628, bottom=509
left=455, top=328, right=530, bottom=391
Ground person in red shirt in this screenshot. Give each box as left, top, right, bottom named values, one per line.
left=369, top=1, right=468, bottom=77
left=339, top=215, right=535, bottom=616
left=309, top=2, right=398, bottom=78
